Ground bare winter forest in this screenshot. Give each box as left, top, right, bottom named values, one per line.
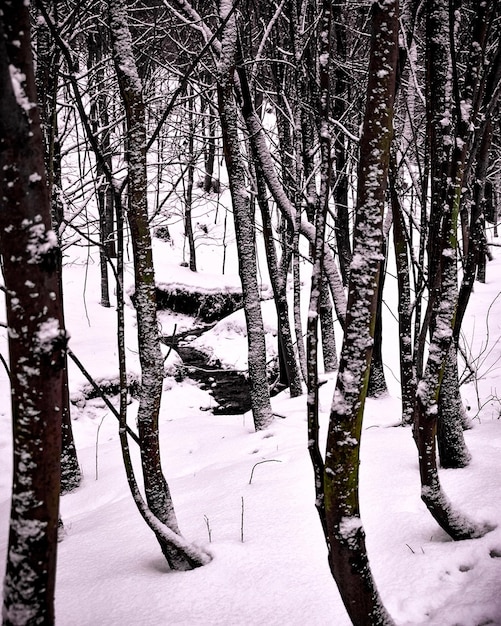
left=1, top=1, right=501, bottom=625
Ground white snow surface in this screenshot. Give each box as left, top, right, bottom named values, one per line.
left=0, top=237, right=501, bottom=625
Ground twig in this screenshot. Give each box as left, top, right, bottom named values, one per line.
left=67, top=349, right=140, bottom=445
left=204, top=514, right=212, bottom=543
left=240, top=496, right=244, bottom=543
left=248, top=459, right=282, bottom=485
left=163, top=323, right=177, bottom=364
left=95, top=414, right=107, bottom=480
left=0, top=352, right=11, bottom=382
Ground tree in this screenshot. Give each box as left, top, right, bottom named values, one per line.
left=216, top=0, right=274, bottom=431
left=308, top=1, right=399, bottom=623
left=86, top=15, right=116, bottom=308
left=108, top=0, right=211, bottom=568
left=35, top=1, right=81, bottom=495
left=0, top=2, right=68, bottom=621
left=409, top=0, right=500, bottom=538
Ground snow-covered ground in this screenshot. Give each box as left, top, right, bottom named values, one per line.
left=1, top=228, right=501, bottom=625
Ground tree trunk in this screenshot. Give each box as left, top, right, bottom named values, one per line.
left=183, top=83, right=197, bottom=272
left=322, top=2, right=399, bottom=623
left=87, top=22, right=115, bottom=308
left=413, top=0, right=489, bottom=540
left=389, top=156, right=416, bottom=425
left=203, top=96, right=218, bottom=193
left=332, top=0, right=352, bottom=286
left=216, top=2, right=273, bottom=431
left=36, top=3, right=81, bottom=494
left=114, top=187, right=210, bottom=571
left=319, top=278, right=338, bottom=373
left=253, top=152, right=303, bottom=397
left=109, top=0, right=205, bottom=569
left=456, top=119, right=494, bottom=331
left=368, top=247, right=388, bottom=398
left=437, top=344, right=471, bottom=468
left=237, top=39, right=303, bottom=399
left=0, top=5, right=67, bottom=620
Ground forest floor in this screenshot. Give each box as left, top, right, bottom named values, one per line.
left=0, top=235, right=501, bottom=625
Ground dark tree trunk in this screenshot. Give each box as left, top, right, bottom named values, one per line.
left=253, top=155, right=303, bottom=397
left=0, top=5, right=67, bottom=621
left=87, top=23, right=115, bottom=308
left=59, top=375, right=81, bottom=495
left=319, top=279, right=338, bottom=372
left=437, top=344, right=471, bottom=468
left=368, top=248, right=388, bottom=398
left=217, top=2, right=273, bottom=431
left=203, top=97, right=218, bottom=193
left=389, top=157, right=416, bottom=425
left=456, top=119, right=494, bottom=330
left=413, top=0, right=491, bottom=540
left=36, top=3, right=81, bottom=494
left=35, top=5, right=63, bottom=233
left=184, top=84, right=197, bottom=272
left=332, top=0, right=352, bottom=285
left=236, top=39, right=303, bottom=399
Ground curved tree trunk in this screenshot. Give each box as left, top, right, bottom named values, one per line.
left=217, top=1, right=273, bottom=431
left=109, top=0, right=208, bottom=569
left=321, top=2, right=399, bottom=623
left=413, top=0, right=492, bottom=541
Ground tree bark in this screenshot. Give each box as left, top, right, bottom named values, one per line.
left=36, top=4, right=81, bottom=495
left=109, top=0, right=206, bottom=568
left=322, top=2, right=399, bottom=623
left=216, top=1, right=274, bottom=431
left=253, top=149, right=303, bottom=397
left=236, top=38, right=303, bottom=398
left=0, top=4, right=67, bottom=621
left=319, top=279, right=338, bottom=373
left=367, top=247, right=388, bottom=397
left=389, top=156, right=416, bottom=424
left=412, top=0, right=489, bottom=540
left=87, top=22, right=115, bottom=308
left=183, top=83, right=197, bottom=272
left=332, top=0, right=352, bottom=286
left=437, top=344, right=471, bottom=468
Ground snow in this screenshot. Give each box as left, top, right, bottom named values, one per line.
left=24, top=222, right=58, bottom=264
left=35, top=318, right=62, bottom=354
left=1, top=219, right=501, bottom=624
left=8, top=65, right=35, bottom=113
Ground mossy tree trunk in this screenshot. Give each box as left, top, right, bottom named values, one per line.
left=320, top=2, right=399, bottom=623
